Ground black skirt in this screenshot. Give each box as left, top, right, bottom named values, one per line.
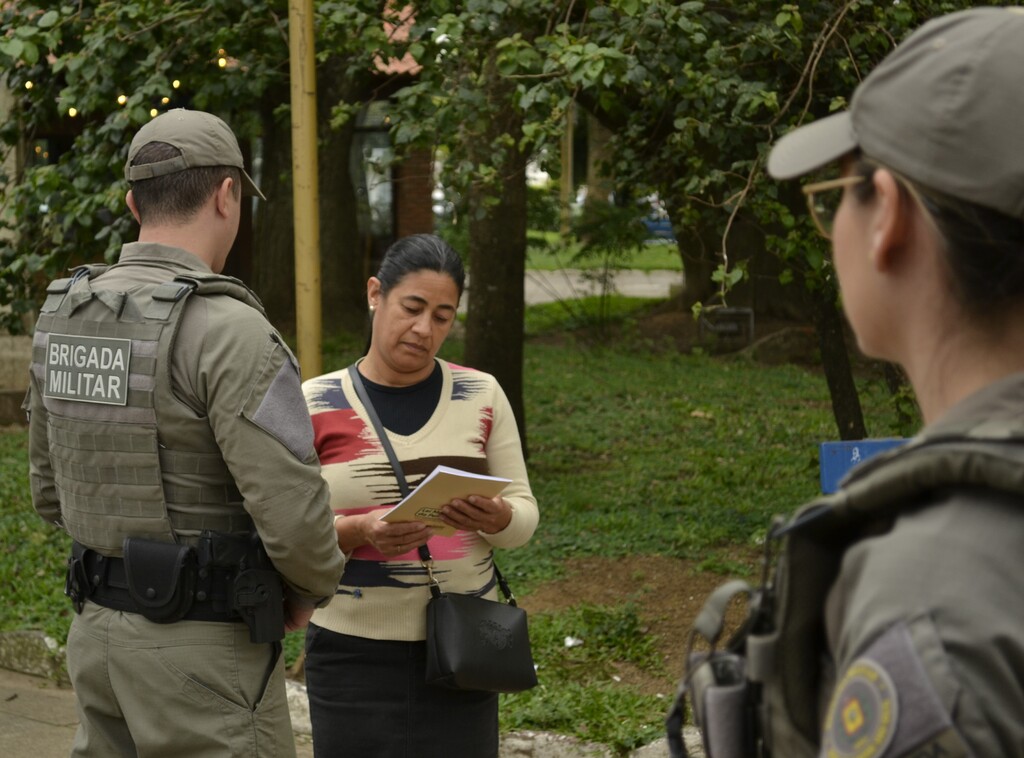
left=304, top=624, right=499, bottom=758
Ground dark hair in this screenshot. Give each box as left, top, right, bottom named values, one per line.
left=376, top=233, right=466, bottom=299
left=128, top=141, right=241, bottom=225
left=853, top=158, right=1024, bottom=319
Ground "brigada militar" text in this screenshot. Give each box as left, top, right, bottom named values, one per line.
left=44, top=333, right=131, bottom=406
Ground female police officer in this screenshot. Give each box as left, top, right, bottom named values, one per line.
left=752, top=8, right=1024, bottom=757
left=674, top=8, right=1024, bottom=758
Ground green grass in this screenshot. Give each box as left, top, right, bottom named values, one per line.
left=0, top=429, right=73, bottom=643
left=0, top=295, right=908, bottom=754
left=497, top=603, right=668, bottom=750
left=523, top=295, right=664, bottom=337
left=527, top=230, right=682, bottom=272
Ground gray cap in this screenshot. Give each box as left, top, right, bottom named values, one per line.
left=767, top=7, right=1024, bottom=220
left=124, top=108, right=265, bottom=201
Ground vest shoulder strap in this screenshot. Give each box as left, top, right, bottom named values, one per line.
left=787, top=431, right=1024, bottom=541
left=40, top=264, right=110, bottom=314
left=143, top=273, right=266, bottom=321
left=180, top=273, right=264, bottom=312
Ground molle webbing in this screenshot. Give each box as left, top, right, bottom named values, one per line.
left=159, top=447, right=250, bottom=535
left=44, top=412, right=171, bottom=549
left=33, top=266, right=255, bottom=554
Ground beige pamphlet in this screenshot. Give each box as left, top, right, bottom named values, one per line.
left=379, top=465, right=511, bottom=537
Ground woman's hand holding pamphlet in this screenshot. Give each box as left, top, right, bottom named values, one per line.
left=379, top=465, right=512, bottom=537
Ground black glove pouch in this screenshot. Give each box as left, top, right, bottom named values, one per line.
left=123, top=537, right=197, bottom=623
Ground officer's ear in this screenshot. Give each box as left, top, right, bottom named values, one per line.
left=126, top=190, right=142, bottom=224
left=214, top=176, right=237, bottom=219
left=869, top=169, right=913, bottom=272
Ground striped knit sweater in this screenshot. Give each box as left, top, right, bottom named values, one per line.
left=302, top=359, right=539, bottom=642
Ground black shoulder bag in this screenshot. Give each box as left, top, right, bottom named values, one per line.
left=348, top=365, right=538, bottom=693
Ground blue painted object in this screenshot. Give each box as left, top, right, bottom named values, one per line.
left=819, top=438, right=907, bottom=494
left=643, top=216, right=676, bottom=242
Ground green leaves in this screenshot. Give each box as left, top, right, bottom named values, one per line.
left=0, top=0, right=297, bottom=323
left=711, top=261, right=746, bottom=289
left=37, top=9, right=60, bottom=28
left=0, top=0, right=1004, bottom=329
left=775, top=4, right=803, bottom=34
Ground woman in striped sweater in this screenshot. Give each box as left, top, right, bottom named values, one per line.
left=301, top=234, right=539, bottom=758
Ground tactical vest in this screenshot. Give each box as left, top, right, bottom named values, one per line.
left=672, top=420, right=1024, bottom=757
left=31, top=264, right=265, bottom=555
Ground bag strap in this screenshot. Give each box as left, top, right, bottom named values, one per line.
left=348, top=364, right=412, bottom=498
left=664, top=686, right=692, bottom=758
left=691, top=579, right=752, bottom=651
left=346, top=364, right=517, bottom=606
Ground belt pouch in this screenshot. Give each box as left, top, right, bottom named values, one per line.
left=123, top=537, right=197, bottom=623
left=688, top=652, right=752, bottom=758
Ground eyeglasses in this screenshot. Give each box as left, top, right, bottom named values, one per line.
left=803, top=170, right=943, bottom=240
left=801, top=175, right=867, bottom=239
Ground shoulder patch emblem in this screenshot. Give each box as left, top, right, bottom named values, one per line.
left=824, top=658, right=898, bottom=758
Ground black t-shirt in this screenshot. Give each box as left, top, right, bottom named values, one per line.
left=358, top=361, right=443, bottom=435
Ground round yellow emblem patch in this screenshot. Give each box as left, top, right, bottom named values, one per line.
left=823, top=658, right=898, bottom=758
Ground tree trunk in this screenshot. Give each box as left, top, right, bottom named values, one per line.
left=318, top=117, right=368, bottom=335
left=252, top=101, right=296, bottom=335
left=318, top=57, right=377, bottom=336
left=251, top=61, right=379, bottom=341
left=586, top=114, right=615, bottom=205
left=672, top=218, right=719, bottom=310
left=465, top=121, right=529, bottom=453
left=809, top=280, right=867, bottom=440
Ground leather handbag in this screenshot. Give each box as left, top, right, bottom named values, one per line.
left=423, top=562, right=538, bottom=692
left=348, top=364, right=538, bottom=693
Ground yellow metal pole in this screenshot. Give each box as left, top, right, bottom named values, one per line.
left=288, top=0, right=322, bottom=377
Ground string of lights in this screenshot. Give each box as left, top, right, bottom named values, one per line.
left=21, top=49, right=233, bottom=120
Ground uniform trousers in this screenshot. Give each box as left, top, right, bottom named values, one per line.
left=304, top=624, right=499, bottom=758
left=67, top=601, right=292, bottom=758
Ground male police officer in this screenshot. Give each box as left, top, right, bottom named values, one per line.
left=24, top=109, right=345, bottom=757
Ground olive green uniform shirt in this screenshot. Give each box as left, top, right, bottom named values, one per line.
left=821, top=372, right=1024, bottom=756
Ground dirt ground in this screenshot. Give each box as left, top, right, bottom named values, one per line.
left=519, top=552, right=761, bottom=696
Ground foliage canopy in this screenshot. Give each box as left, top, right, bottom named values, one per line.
left=0, top=0, right=1008, bottom=332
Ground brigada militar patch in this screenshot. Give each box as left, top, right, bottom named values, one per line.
left=44, top=333, right=131, bottom=406
left=824, top=658, right=898, bottom=758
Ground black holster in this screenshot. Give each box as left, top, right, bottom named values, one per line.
left=65, top=549, right=90, bottom=613
left=196, top=531, right=285, bottom=643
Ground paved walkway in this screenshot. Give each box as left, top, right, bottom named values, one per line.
left=0, top=668, right=77, bottom=757
left=0, top=667, right=315, bottom=757
left=0, top=662, right=699, bottom=757
left=456, top=268, right=683, bottom=311
left=524, top=268, right=683, bottom=305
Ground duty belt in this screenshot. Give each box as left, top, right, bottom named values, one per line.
left=67, top=540, right=242, bottom=624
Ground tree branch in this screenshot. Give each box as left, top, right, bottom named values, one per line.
left=773, top=0, right=857, bottom=130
